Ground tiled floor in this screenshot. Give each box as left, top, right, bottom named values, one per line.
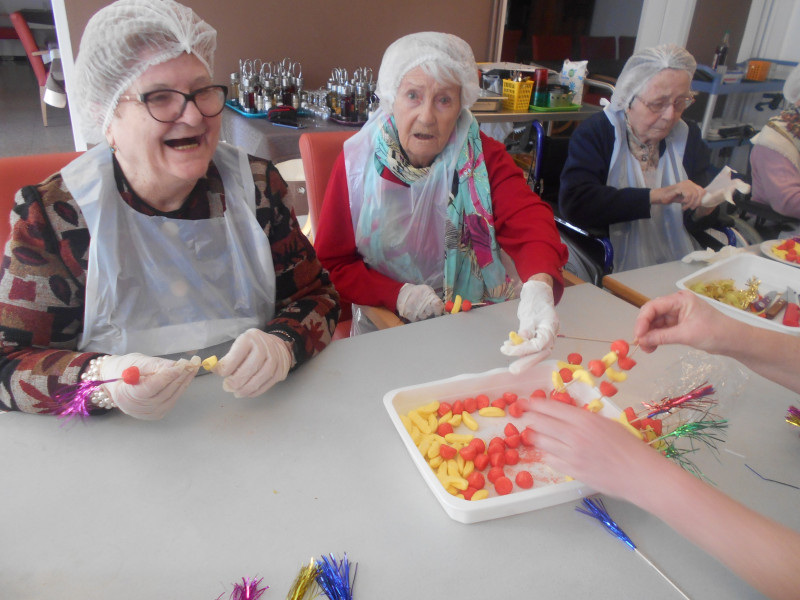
left=0, top=57, right=75, bottom=158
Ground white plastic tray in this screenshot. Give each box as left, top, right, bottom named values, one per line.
left=383, top=360, right=621, bottom=523
left=676, top=253, right=800, bottom=335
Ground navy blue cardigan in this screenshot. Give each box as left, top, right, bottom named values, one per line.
left=558, top=110, right=712, bottom=230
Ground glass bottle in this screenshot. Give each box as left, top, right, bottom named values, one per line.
left=240, top=76, right=256, bottom=113
left=342, top=83, right=355, bottom=121
left=712, top=31, right=730, bottom=72
left=229, top=72, right=240, bottom=106
left=355, top=82, right=368, bottom=122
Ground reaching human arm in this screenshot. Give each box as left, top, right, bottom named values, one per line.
left=251, top=158, right=341, bottom=369
left=528, top=397, right=800, bottom=600
left=314, top=152, right=405, bottom=310
left=634, top=291, right=800, bottom=394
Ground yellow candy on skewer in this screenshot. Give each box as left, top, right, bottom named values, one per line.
left=450, top=294, right=463, bottom=314
left=508, top=331, right=524, bottom=345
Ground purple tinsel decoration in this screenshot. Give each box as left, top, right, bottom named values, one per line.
left=576, top=497, right=636, bottom=551
left=316, top=554, right=356, bottom=600
left=51, top=378, right=117, bottom=419
left=229, top=577, right=268, bottom=600
left=787, top=406, right=800, bottom=428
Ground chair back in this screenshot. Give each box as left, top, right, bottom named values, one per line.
left=298, top=130, right=356, bottom=237
left=531, top=35, right=573, bottom=62
left=10, top=12, right=47, bottom=86
left=501, top=29, right=523, bottom=62
left=0, top=151, right=83, bottom=246
left=298, top=129, right=406, bottom=338
left=579, top=36, right=617, bottom=60
left=618, top=36, right=636, bottom=62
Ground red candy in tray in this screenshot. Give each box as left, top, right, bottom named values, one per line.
left=384, top=339, right=637, bottom=523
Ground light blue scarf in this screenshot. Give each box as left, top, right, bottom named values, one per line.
left=372, top=114, right=514, bottom=303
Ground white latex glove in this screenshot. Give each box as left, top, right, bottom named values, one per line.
left=215, top=329, right=294, bottom=398
left=396, top=283, right=444, bottom=322
left=682, top=245, right=745, bottom=264
left=500, top=280, right=559, bottom=374
left=700, top=166, right=751, bottom=208
left=100, top=353, right=200, bottom=420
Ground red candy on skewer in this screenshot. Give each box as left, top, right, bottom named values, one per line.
left=611, top=339, right=629, bottom=358
left=122, top=366, right=140, bottom=385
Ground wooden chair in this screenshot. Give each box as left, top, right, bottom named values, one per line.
left=10, top=11, right=53, bottom=126
left=298, top=131, right=404, bottom=338
left=0, top=151, right=82, bottom=247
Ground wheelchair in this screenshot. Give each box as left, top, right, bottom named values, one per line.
left=522, top=120, right=745, bottom=286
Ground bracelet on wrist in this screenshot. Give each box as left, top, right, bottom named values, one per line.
left=80, top=355, right=116, bottom=410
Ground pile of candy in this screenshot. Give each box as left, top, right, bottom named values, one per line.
left=400, top=340, right=637, bottom=501
left=689, top=277, right=759, bottom=310
left=771, top=237, right=800, bottom=264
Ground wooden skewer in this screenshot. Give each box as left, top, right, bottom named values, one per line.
left=557, top=334, right=614, bottom=344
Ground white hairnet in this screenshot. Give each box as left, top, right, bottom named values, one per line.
left=609, top=44, right=696, bottom=110
left=376, top=32, right=480, bottom=114
left=783, top=63, right=800, bottom=104
left=72, top=0, right=217, bottom=144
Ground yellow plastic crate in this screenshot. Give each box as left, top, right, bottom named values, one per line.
left=502, top=79, right=534, bottom=112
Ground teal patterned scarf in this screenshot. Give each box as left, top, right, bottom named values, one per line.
left=374, top=114, right=514, bottom=303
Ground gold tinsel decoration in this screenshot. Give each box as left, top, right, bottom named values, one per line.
left=286, top=557, right=320, bottom=600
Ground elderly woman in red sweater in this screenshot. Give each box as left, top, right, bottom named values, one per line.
left=315, top=32, right=567, bottom=369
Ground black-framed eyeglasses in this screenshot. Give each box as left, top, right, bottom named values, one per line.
left=634, top=94, right=696, bottom=115
left=118, top=84, right=228, bottom=123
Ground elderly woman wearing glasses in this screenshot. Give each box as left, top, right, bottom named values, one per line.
left=0, top=0, right=339, bottom=418
left=559, top=44, right=717, bottom=271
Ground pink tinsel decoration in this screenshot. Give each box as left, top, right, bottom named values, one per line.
left=228, top=577, right=269, bottom=600
left=642, top=383, right=716, bottom=418
left=51, top=378, right=118, bottom=419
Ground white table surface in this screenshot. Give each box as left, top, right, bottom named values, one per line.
left=603, top=246, right=770, bottom=302
left=1, top=284, right=797, bottom=599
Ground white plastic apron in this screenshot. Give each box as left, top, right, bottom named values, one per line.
left=61, top=141, right=276, bottom=356
left=604, top=107, right=697, bottom=271
left=344, top=108, right=472, bottom=290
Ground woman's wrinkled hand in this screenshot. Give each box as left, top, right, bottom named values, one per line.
left=101, top=353, right=200, bottom=420
left=215, top=329, right=294, bottom=398
left=650, top=179, right=705, bottom=210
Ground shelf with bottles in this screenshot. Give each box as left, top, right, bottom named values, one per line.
left=691, top=59, right=797, bottom=141
left=692, top=62, right=792, bottom=96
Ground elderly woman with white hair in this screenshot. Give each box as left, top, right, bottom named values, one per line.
left=749, top=63, right=800, bottom=220
left=0, top=0, right=339, bottom=418
left=559, top=44, right=717, bottom=272
left=315, top=32, right=567, bottom=367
